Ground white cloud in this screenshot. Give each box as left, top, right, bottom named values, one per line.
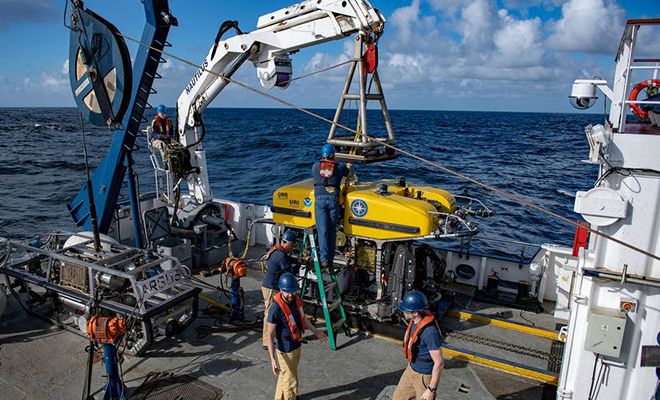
left=501, top=0, right=569, bottom=13
left=40, top=59, right=69, bottom=92
left=294, top=0, right=605, bottom=109
left=381, top=0, right=564, bottom=87
left=546, top=0, right=625, bottom=54
left=389, top=0, right=422, bottom=44
left=493, top=11, right=544, bottom=67
left=428, top=0, right=474, bottom=16
left=458, top=0, right=497, bottom=50
left=41, top=71, right=68, bottom=91
left=0, top=59, right=70, bottom=100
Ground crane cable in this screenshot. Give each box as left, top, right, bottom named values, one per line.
left=116, top=32, right=660, bottom=263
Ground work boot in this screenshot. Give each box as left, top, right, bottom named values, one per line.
left=320, top=261, right=332, bottom=271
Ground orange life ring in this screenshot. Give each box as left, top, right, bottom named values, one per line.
left=629, top=79, right=660, bottom=119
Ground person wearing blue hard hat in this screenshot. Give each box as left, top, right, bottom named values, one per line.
left=393, top=290, right=444, bottom=400
left=311, top=144, right=351, bottom=268
left=261, top=230, right=307, bottom=350
left=267, top=272, right=327, bottom=400
left=150, top=104, right=174, bottom=166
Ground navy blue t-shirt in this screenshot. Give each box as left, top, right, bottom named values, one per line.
left=267, top=300, right=303, bottom=353
left=408, top=322, right=443, bottom=374
left=262, top=249, right=297, bottom=290
left=312, top=162, right=350, bottom=197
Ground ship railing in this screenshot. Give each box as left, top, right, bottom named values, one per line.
left=613, top=19, right=660, bottom=133
left=444, top=235, right=542, bottom=266
left=144, top=126, right=177, bottom=205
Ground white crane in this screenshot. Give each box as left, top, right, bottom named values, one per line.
left=170, top=0, right=385, bottom=205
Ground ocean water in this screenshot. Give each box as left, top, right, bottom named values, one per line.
left=0, top=107, right=601, bottom=257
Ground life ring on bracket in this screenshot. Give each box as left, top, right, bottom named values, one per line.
left=629, top=79, right=660, bottom=119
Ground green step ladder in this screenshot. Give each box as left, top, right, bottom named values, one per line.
left=300, top=227, right=350, bottom=350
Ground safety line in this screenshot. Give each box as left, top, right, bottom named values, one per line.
left=308, top=312, right=559, bottom=385
left=447, top=310, right=559, bottom=340
left=117, top=33, right=660, bottom=263
left=442, top=346, right=559, bottom=385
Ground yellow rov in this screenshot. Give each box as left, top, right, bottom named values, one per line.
left=270, top=175, right=491, bottom=322
left=271, top=177, right=485, bottom=240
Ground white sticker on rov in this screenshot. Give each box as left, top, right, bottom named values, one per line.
left=136, top=270, right=184, bottom=300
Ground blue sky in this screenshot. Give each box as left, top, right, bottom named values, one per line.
left=0, top=0, right=659, bottom=112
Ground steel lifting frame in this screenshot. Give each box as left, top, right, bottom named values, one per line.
left=68, top=0, right=175, bottom=248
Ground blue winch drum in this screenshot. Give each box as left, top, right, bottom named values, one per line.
left=69, top=7, right=132, bottom=127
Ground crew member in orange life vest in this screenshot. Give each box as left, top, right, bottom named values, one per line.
left=267, top=273, right=327, bottom=400
left=311, top=144, right=350, bottom=268
left=393, top=291, right=445, bottom=400
left=150, top=104, right=174, bottom=165
left=261, top=230, right=303, bottom=349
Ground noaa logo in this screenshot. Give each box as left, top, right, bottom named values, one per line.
left=350, top=199, right=368, bottom=218
left=303, top=197, right=312, bottom=207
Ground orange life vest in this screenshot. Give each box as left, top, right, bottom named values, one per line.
left=273, top=292, right=305, bottom=341
left=403, top=312, right=436, bottom=362
left=266, top=244, right=286, bottom=261
left=153, top=115, right=173, bottom=136
left=319, top=158, right=336, bottom=178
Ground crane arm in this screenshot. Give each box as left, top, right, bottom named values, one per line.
left=173, top=0, right=385, bottom=203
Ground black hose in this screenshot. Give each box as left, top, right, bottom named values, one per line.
left=185, top=113, right=206, bottom=149
left=210, top=20, right=243, bottom=60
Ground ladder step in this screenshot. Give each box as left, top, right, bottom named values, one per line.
left=331, top=318, right=347, bottom=332
left=324, top=281, right=338, bottom=292
left=327, top=299, right=341, bottom=312
left=342, top=93, right=383, bottom=101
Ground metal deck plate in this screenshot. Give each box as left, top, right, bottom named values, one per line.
left=130, top=372, right=223, bottom=400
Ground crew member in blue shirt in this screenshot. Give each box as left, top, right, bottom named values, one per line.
left=267, top=273, right=327, bottom=400
left=311, top=144, right=350, bottom=268
left=261, top=230, right=300, bottom=349
left=150, top=104, right=174, bottom=166
left=393, top=291, right=445, bottom=400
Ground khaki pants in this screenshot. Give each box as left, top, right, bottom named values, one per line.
left=262, top=287, right=277, bottom=347
left=393, top=364, right=432, bottom=400
left=275, top=347, right=302, bottom=400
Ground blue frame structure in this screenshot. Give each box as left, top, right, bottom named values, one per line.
left=68, top=0, right=175, bottom=248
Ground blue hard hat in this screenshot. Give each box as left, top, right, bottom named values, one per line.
left=156, top=104, right=166, bottom=114
left=398, top=291, right=428, bottom=312
left=278, top=272, right=299, bottom=293
left=282, top=230, right=297, bottom=243
left=321, top=144, right=336, bottom=158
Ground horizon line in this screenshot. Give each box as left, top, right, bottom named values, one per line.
left=0, top=106, right=606, bottom=116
